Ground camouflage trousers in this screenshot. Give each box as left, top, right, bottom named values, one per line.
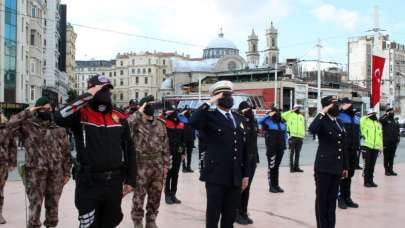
left=131, top=163, right=164, bottom=224
left=0, top=165, right=8, bottom=209
left=25, top=164, right=65, bottom=228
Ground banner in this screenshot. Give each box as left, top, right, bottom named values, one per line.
left=371, top=55, right=385, bottom=108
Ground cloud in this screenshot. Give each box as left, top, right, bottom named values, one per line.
left=312, top=3, right=359, bottom=30
left=61, top=0, right=294, bottom=60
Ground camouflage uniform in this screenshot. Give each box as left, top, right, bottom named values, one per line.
left=128, top=113, right=170, bottom=224
left=7, top=110, right=72, bottom=228
left=0, top=123, right=17, bottom=217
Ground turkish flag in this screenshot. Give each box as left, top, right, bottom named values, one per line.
left=371, top=55, right=385, bottom=108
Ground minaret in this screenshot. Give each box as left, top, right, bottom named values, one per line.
left=264, top=21, right=279, bottom=65
left=246, top=29, right=260, bottom=66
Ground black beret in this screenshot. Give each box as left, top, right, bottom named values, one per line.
left=341, top=97, right=352, bottom=104
left=238, top=101, right=251, bottom=112
left=321, top=95, right=338, bottom=107
left=139, top=95, right=154, bottom=106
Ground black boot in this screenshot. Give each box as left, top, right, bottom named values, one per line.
left=294, top=167, right=304, bottom=172
left=390, top=170, right=398, bottom=176
left=165, top=194, right=174, bottom=204
left=171, top=194, right=182, bottom=204
left=276, top=186, right=284, bottom=193
left=338, top=196, right=348, bottom=209
left=241, top=212, right=253, bottom=224
left=290, top=167, right=295, bottom=173
left=345, top=198, right=359, bottom=208
left=235, top=212, right=249, bottom=225
left=269, top=185, right=279, bottom=193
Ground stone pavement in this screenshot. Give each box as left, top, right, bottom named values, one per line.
left=1, top=164, right=404, bottom=228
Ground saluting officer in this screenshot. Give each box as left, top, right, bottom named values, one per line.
left=380, top=108, right=400, bottom=176
left=259, top=107, right=288, bottom=193
left=190, top=80, right=249, bottom=228
left=309, top=96, right=348, bottom=228
left=336, top=98, right=360, bottom=209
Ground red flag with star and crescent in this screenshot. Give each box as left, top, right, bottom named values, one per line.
left=371, top=55, right=385, bottom=108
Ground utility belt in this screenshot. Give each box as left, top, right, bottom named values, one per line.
left=72, top=161, right=123, bottom=182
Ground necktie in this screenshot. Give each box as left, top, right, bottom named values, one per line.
left=225, top=113, right=235, bottom=128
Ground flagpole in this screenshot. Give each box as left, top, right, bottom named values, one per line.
left=372, top=6, right=380, bottom=116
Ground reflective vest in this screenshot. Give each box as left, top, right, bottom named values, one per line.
left=282, top=111, right=305, bottom=138
left=360, top=116, right=383, bottom=150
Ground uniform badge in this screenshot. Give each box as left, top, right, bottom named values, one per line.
left=112, top=114, right=120, bottom=123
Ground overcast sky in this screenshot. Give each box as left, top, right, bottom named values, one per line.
left=61, top=0, right=405, bottom=65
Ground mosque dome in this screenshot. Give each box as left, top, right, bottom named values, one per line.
left=203, top=29, right=239, bottom=59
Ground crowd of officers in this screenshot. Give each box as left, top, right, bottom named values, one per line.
left=0, top=77, right=401, bottom=228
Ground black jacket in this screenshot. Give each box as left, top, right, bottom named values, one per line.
left=309, top=113, right=348, bottom=176
left=380, top=115, right=400, bottom=144
left=190, top=103, right=249, bottom=187
left=55, top=93, right=137, bottom=187
left=242, top=116, right=259, bottom=169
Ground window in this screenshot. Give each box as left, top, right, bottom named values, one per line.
left=144, top=77, right=148, bottom=84
left=30, top=29, right=35, bottom=45
left=120, top=93, right=123, bottom=100
left=137, top=69, right=140, bottom=74
left=136, top=77, right=139, bottom=84
left=227, top=61, right=237, bottom=71
left=30, top=62, right=35, bottom=74
left=31, top=5, right=36, bottom=17
left=113, top=94, right=117, bottom=100
left=142, top=68, right=146, bottom=74
left=113, top=79, right=116, bottom=86
left=272, top=38, right=275, bottom=47
left=132, top=59, right=135, bottom=65
left=131, top=68, right=135, bottom=74
left=148, top=68, right=151, bottom=73
left=135, top=91, right=139, bottom=99
left=30, top=86, right=35, bottom=100
left=144, top=92, right=148, bottom=96
left=163, top=59, right=166, bottom=65
left=109, top=72, right=112, bottom=77
left=102, top=72, right=105, bottom=75
left=120, top=61, right=123, bottom=66
left=163, top=69, right=166, bottom=74
left=253, top=44, right=257, bottom=52
left=148, top=59, right=151, bottom=65
left=120, top=79, right=124, bottom=86
left=120, top=70, right=124, bottom=75
left=114, top=71, right=116, bottom=76
left=272, top=56, right=277, bottom=64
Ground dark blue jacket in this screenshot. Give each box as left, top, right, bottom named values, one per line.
left=190, top=103, right=249, bottom=187
left=337, top=110, right=360, bottom=150
left=259, top=116, right=288, bottom=151
left=309, top=113, right=348, bottom=175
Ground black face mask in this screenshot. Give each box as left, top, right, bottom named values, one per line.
left=369, top=114, right=377, bottom=121
left=328, top=103, right=339, bottom=117
left=272, top=112, right=282, bottom=122
left=92, top=89, right=112, bottom=113
left=244, top=109, right=255, bottom=120
left=144, top=104, right=155, bottom=116
left=37, top=111, right=52, bottom=121
left=388, top=112, right=394, bottom=118
left=344, top=105, right=354, bottom=117
left=217, top=96, right=234, bottom=109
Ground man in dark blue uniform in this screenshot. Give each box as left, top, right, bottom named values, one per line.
left=336, top=98, right=360, bottom=209
left=309, top=96, right=348, bottom=228
left=190, top=80, right=249, bottom=228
